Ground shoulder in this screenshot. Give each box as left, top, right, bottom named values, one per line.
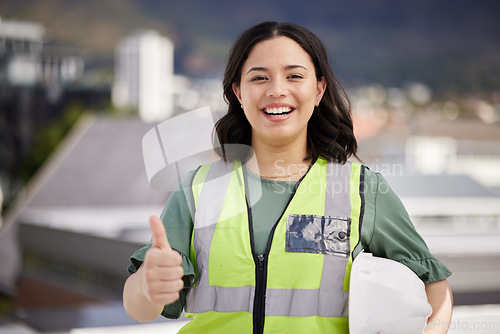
left=360, top=167, right=411, bottom=225
left=179, top=168, right=198, bottom=191
left=362, top=166, right=380, bottom=188
left=359, top=167, right=407, bottom=217
left=360, top=167, right=395, bottom=195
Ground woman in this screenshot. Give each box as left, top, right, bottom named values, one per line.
left=123, top=22, right=453, bottom=333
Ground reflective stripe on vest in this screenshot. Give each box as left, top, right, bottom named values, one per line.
left=187, top=160, right=255, bottom=313
left=185, top=158, right=363, bottom=326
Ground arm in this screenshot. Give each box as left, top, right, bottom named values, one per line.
left=123, top=216, right=184, bottom=322
left=424, top=279, right=453, bottom=334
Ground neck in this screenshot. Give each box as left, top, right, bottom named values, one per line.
left=246, top=137, right=311, bottom=180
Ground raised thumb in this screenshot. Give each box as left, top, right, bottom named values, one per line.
left=149, top=215, right=171, bottom=250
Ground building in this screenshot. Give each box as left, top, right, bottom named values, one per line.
left=354, top=106, right=500, bottom=305
left=0, top=16, right=102, bottom=206
left=0, top=114, right=189, bottom=331
left=112, top=30, right=174, bottom=123
left=0, top=16, right=86, bottom=301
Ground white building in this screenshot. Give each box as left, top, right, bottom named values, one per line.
left=112, top=30, right=174, bottom=122
left=0, top=17, right=84, bottom=87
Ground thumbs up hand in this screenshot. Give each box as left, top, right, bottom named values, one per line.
left=141, top=215, right=184, bottom=306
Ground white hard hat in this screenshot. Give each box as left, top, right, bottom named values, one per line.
left=349, top=252, right=432, bottom=334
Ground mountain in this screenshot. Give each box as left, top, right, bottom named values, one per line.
left=1, top=0, right=499, bottom=93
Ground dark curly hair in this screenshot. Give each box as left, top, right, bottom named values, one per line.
left=214, top=21, right=358, bottom=164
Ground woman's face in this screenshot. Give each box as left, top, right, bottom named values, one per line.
left=233, top=36, right=326, bottom=148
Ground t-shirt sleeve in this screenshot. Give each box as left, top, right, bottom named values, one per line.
left=360, top=169, right=452, bottom=284
left=127, top=170, right=196, bottom=319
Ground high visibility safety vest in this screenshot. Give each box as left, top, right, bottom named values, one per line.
left=181, top=157, right=365, bottom=334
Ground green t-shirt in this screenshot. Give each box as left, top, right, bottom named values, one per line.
left=128, top=164, right=451, bottom=319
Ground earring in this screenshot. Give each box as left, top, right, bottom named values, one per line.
left=241, top=104, right=244, bottom=110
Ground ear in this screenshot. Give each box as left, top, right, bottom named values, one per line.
left=316, top=77, right=327, bottom=104
left=232, top=82, right=242, bottom=103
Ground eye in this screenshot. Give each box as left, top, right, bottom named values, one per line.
left=288, top=74, right=304, bottom=79
left=250, top=75, right=267, bottom=82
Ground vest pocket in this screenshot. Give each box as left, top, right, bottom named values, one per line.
left=285, top=214, right=350, bottom=257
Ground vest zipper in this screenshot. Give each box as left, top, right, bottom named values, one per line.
left=242, top=166, right=268, bottom=334
left=253, top=254, right=267, bottom=334
left=243, top=160, right=315, bottom=334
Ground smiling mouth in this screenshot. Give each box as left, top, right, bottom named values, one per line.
left=262, top=107, right=295, bottom=117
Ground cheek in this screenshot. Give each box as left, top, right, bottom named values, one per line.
left=239, top=84, right=254, bottom=103
left=299, top=83, right=320, bottom=100
left=247, top=86, right=263, bottom=99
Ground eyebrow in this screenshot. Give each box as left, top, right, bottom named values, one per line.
left=246, top=64, right=308, bottom=75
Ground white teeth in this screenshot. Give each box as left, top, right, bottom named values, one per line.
left=265, top=107, right=293, bottom=114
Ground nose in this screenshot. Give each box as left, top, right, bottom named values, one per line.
left=266, top=77, right=287, bottom=97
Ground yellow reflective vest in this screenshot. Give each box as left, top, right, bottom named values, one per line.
left=180, top=157, right=365, bottom=334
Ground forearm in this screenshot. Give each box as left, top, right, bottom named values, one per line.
left=123, top=267, right=164, bottom=322
left=424, top=279, right=453, bottom=334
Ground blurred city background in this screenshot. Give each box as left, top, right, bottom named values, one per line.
left=1, top=0, right=499, bottom=333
